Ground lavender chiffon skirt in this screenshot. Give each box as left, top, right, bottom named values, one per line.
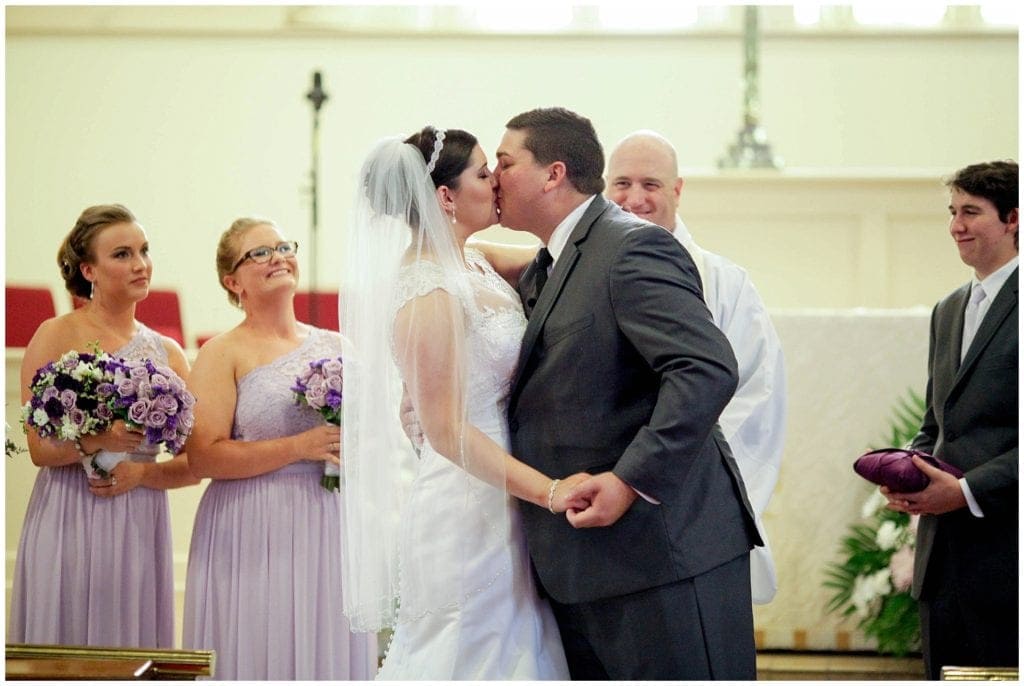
left=183, top=462, right=377, bottom=680
left=8, top=460, right=174, bottom=647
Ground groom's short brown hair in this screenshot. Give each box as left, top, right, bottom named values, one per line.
left=506, top=107, right=605, bottom=195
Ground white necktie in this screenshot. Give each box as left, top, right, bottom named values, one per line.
left=960, top=284, right=987, bottom=362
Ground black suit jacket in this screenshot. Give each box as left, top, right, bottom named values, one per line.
left=508, top=196, right=761, bottom=604
left=910, top=266, right=1018, bottom=600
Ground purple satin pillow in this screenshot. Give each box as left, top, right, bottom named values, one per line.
left=853, top=448, right=964, bottom=493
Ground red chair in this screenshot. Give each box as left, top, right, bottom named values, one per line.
left=71, top=289, right=186, bottom=347
left=6, top=285, right=57, bottom=347
left=136, top=290, right=186, bottom=347
left=294, top=291, right=339, bottom=331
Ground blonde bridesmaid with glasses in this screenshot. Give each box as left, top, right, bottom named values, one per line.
left=9, top=204, right=199, bottom=648
left=182, top=217, right=377, bottom=680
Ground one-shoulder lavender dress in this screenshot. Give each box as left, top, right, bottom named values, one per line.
left=8, top=325, right=176, bottom=647
left=182, top=327, right=377, bottom=680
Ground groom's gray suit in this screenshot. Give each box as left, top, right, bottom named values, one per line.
left=508, top=195, right=762, bottom=679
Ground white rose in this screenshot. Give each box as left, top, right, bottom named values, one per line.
left=861, top=489, right=887, bottom=519
left=32, top=408, right=50, bottom=426
left=875, top=520, right=901, bottom=550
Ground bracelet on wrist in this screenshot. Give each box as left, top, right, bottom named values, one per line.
left=547, top=478, right=561, bottom=514
left=74, top=437, right=98, bottom=459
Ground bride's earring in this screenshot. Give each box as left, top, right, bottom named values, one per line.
left=449, top=202, right=457, bottom=224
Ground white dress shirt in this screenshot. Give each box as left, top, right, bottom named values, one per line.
left=958, top=255, right=1018, bottom=518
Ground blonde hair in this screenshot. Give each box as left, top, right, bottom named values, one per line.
left=215, top=216, right=276, bottom=307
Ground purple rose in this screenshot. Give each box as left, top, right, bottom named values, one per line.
left=305, top=384, right=328, bottom=409
left=59, top=389, right=78, bottom=409
left=69, top=407, right=87, bottom=427
left=42, top=386, right=59, bottom=403
left=322, top=358, right=343, bottom=376
left=97, top=382, right=117, bottom=397
left=326, top=374, right=342, bottom=392
left=96, top=403, right=114, bottom=421
left=136, top=381, right=153, bottom=399
left=129, top=365, right=150, bottom=383
left=128, top=399, right=151, bottom=424
left=146, top=410, right=168, bottom=429
left=117, top=378, right=137, bottom=397
left=153, top=394, right=179, bottom=415
left=150, top=373, right=169, bottom=390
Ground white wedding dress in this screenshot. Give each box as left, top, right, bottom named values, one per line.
left=377, top=247, right=569, bottom=681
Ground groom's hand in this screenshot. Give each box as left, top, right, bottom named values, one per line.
left=398, top=384, right=424, bottom=454
left=565, top=472, right=637, bottom=528
left=551, top=472, right=593, bottom=513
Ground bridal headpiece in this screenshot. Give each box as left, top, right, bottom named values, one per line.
left=424, top=128, right=446, bottom=175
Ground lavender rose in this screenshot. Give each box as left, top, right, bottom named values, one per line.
left=128, top=399, right=151, bottom=424
left=59, top=389, right=78, bottom=409
left=153, top=394, right=180, bottom=415
left=117, top=378, right=137, bottom=397
left=145, top=410, right=168, bottom=429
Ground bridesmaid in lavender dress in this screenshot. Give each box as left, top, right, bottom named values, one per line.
left=182, top=217, right=377, bottom=680
left=9, top=204, right=199, bottom=647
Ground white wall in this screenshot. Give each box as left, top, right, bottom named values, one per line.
left=5, top=19, right=1018, bottom=341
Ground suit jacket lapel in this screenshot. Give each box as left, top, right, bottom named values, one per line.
left=510, top=197, right=609, bottom=401
left=956, top=267, right=1019, bottom=384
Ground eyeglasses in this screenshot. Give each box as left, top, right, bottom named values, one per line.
left=231, top=241, right=299, bottom=272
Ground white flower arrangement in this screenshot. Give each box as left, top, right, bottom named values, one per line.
left=824, top=388, right=925, bottom=656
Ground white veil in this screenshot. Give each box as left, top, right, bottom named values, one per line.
left=340, top=134, right=495, bottom=632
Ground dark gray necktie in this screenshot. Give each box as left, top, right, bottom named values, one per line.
left=524, top=247, right=553, bottom=317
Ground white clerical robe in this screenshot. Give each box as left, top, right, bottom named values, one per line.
left=674, top=217, right=787, bottom=604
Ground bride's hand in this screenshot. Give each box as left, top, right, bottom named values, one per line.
left=295, top=424, right=342, bottom=465
left=549, top=472, right=591, bottom=513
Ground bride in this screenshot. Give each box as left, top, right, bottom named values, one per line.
left=340, top=126, right=581, bottom=679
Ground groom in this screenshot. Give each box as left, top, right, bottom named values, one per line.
left=497, top=107, right=761, bottom=680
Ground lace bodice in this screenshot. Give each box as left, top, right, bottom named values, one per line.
left=233, top=328, right=343, bottom=443
left=392, top=247, right=526, bottom=422
left=116, top=324, right=170, bottom=365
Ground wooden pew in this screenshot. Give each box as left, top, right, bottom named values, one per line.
left=6, top=644, right=214, bottom=680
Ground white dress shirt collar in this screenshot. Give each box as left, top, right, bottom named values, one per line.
left=973, top=255, right=1019, bottom=301
left=545, top=195, right=598, bottom=265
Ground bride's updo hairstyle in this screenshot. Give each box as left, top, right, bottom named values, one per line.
left=404, top=126, right=477, bottom=191
left=57, top=204, right=138, bottom=298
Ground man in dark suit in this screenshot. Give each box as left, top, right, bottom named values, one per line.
left=495, top=107, right=762, bottom=680
left=883, top=160, right=1018, bottom=679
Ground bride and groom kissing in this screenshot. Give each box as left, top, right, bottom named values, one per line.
left=340, top=107, right=761, bottom=680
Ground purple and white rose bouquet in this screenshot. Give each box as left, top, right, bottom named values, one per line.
left=292, top=356, right=343, bottom=491
left=21, top=349, right=115, bottom=443
left=21, top=349, right=195, bottom=479
left=98, top=357, right=196, bottom=475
